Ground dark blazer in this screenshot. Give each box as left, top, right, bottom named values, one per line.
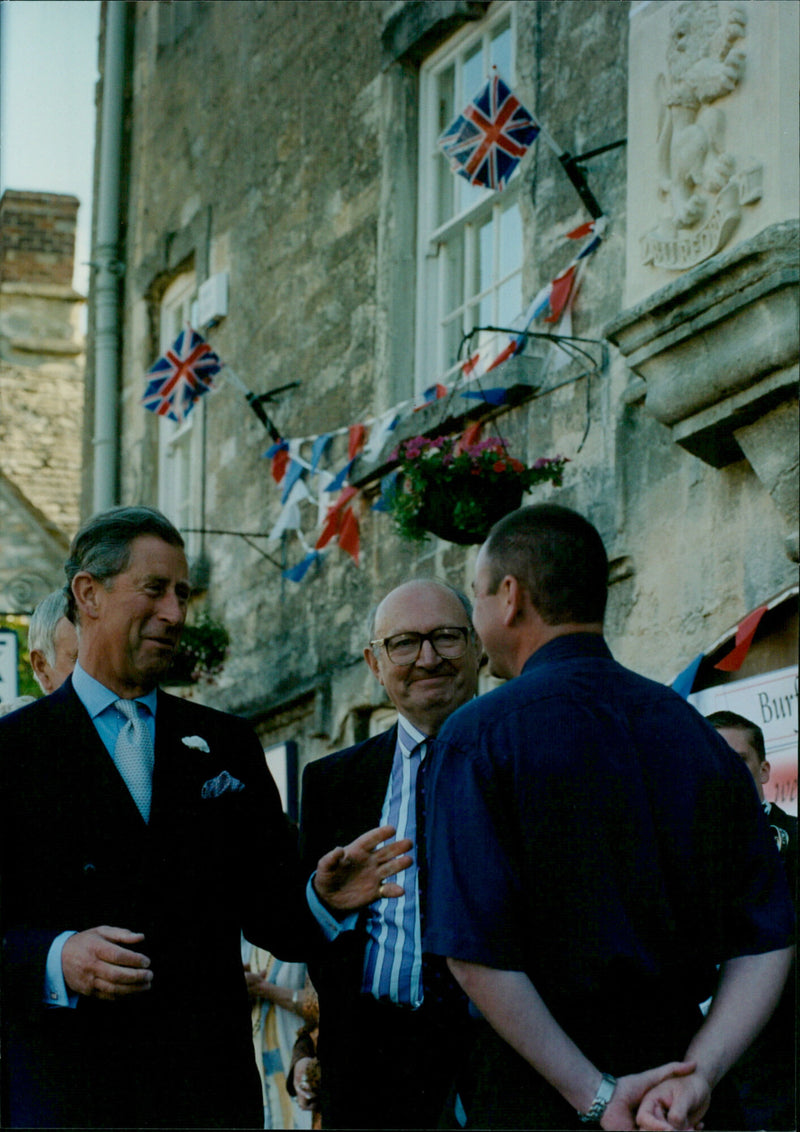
left=298, top=727, right=472, bottom=1130
left=298, top=727, right=396, bottom=1020
left=0, top=678, right=314, bottom=1130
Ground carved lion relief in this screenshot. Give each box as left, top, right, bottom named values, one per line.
left=642, top=2, right=762, bottom=270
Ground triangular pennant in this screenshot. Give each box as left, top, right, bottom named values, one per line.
left=363, top=411, right=400, bottom=462
left=268, top=501, right=302, bottom=542
left=309, top=433, right=332, bottom=473
left=460, top=387, right=509, bottom=407
left=487, top=338, right=523, bottom=371
left=348, top=423, right=367, bottom=461
left=325, top=459, right=354, bottom=493
left=671, top=654, right=703, bottom=699
left=337, top=505, right=360, bottom=565
left=264, top=439, right=290, bottom=483
left=281, top=458, right=305, bottom=504
left=544, top=266, right=577, bottom=323
left=458, top=421, right=484, bottom=450
left=565, top=220, right=596, bottom=240
left=315, top=487, right=358, bottom=549
left=372, top=469, right=401, bottom=512
left=415, top=384, right=448, bottom=411
left=283, top=550, right=321, bottom=583
left=714, top=606, right=768, bottom=672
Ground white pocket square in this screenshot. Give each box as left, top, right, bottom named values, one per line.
left=201, top=771, right=245, bottom=799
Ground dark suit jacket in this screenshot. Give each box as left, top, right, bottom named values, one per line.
left=298, top=727, right=396, bottom=1025
left=298, top=727, right=471, bottom=1129
left=0, top=678, right=315, bottom=1129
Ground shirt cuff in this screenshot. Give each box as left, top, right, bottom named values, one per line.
left=306, top=875, right=358, bottom=940
left=44, top=931, right=79, bottom=1008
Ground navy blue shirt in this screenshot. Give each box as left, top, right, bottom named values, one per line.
left=424, top=634, right=793, bottom=1047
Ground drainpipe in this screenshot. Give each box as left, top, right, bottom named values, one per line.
left=92, top=0, right=126, bottom=511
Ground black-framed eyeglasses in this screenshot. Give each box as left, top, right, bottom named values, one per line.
left=370, top=627, right=472, bottom=666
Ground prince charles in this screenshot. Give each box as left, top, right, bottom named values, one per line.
left=0, top=506, right=403, bottom=1129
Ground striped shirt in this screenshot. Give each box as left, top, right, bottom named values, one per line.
left=361, top=717, right=426, bottom=1006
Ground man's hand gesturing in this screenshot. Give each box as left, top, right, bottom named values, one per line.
left=314, top=825, right=413, bottom=912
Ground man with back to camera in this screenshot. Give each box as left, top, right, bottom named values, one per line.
left=708, top=709, right=796, bottom=1131
left=0, top=505, right=411, bottom=1130
left=297, top=579, right=483, bottom=1129
left=28, top=587, right=78, bottom=693
left=423, top=503, right=794, bottom=1131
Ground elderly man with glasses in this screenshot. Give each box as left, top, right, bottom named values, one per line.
left=297, top=579, right=483, bottom=1130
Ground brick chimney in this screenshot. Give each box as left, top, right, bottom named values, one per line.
left=0, top=190, right=79, bottom=287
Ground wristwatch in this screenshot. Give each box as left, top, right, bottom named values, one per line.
left=577, top=1073, right=617, bottom=1125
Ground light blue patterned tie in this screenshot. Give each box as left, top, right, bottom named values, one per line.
left=114, top=699, right=154, bottom=822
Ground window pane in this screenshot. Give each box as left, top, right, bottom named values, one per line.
left=498, top=273, right=522, bottom=324
left=477, top=218, right=493, bottom=295
left=478, top=290, right=493, bottom=328
left=443, top=312, right=466, bottom=369
left=436, top=65, right=456, bottom=225
left=437, top=65, right=455, bottom=133
left=462, top=42, right=484, bottom=103
left=437, top=161, right=455, bottom=227
left=457, top=178, right=489, bottom=215
left=443, top=238, right=464, bottom=315
left=498, top=205, right=522, bottom=282
left=490, top=19, right=512, bottom=78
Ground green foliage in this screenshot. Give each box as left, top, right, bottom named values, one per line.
left=167, top=608, right=230, bottom=685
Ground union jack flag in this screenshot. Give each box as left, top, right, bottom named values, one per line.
left=438, top=72, right=539, bottom=191
left=141, top=328, right=221, bottom=423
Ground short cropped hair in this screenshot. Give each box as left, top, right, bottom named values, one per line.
left=28, top=589, right=70, bottom=666
left=706, top=710, right=767, bottom=763
left=367, top=580, right=474, bottom=641
left=483, top=504, right=608, bottom=625
left=65, top=506, right=184, bottom=622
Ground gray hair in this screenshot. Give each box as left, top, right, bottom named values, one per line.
left=367, top=579, right=474, bottom=642
left=65, top=505, right=185, bottom=623
left=28, top=589, right=70, bottom=667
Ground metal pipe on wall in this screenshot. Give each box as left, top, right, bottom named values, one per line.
left=91, top=0, right=126, bottom=511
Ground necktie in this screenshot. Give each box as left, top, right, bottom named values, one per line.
left=114, top=699, right=154, bottom=822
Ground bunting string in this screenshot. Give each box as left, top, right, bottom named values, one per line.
left=141, top=215, right=608, bottom=584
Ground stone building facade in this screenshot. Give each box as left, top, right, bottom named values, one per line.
left=86, top=0, right=797, bottom=811
left=0, top=190, right=85, bottom=615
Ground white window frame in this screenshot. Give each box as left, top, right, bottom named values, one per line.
left=157, top=272, right=202, bottom=562
left=415, top=2, right=523, bottom=393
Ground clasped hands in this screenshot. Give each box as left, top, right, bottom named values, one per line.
left=601, top=1062, right=710, bottom=1132
left=62, top=825, right=413, bottom=1001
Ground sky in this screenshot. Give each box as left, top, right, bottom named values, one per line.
left=0, top=0, right=101, bottom=294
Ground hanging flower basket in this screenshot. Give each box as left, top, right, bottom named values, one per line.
left=387, top=435, right=568, bottom=545
left=165, top=609, right=230, bottom=685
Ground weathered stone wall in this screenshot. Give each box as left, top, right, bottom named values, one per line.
left=100, top=0, right=796, bottom=781
left=0, top=191, right=85, bottom=544
left=0, top=471, right=70, bottom=614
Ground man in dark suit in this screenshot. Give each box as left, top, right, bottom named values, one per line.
left=708, top=710, right=797, bottom=1131
left=0, top=506, right=403, bottom=1130
left=298, top=579, right=483, bottom=1130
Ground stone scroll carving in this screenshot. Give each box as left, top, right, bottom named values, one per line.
left=642, top=2, right=762, bottom=271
